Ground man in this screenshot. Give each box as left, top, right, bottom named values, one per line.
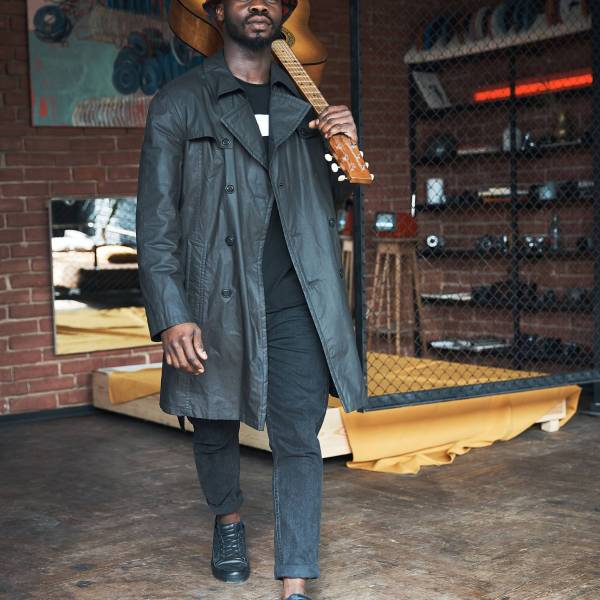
left=136, top=1, right=368, bottom=598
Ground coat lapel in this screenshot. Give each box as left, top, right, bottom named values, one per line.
left=269, top=88, right=311, bottom=166
left=220, top=97, right=268, bottom=170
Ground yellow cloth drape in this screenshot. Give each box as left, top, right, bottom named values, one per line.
left=107, top=367, right=162, bottom=405
left=105, top=353, right=580, bottom=476
left=336, top=354, right=579, bottom=474
left=55, top=306, right=158, bottom=354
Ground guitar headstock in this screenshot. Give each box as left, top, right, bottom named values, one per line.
left=328, top=134, right=374, bottom=185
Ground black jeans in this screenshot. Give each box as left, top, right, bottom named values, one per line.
left=189, top=303, right=330, bottom=580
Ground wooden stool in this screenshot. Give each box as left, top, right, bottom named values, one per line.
left=340, top=235, right=354, bottom=311
left=367, top=238, right=425, bottom=355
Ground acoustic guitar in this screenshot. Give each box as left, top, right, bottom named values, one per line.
left=168, top=0, right=373, bottom=184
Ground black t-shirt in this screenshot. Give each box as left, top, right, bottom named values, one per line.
left=235, top=77, right=306, bottom=313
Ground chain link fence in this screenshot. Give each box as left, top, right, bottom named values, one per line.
left=354, top=0, right=598, bottom=408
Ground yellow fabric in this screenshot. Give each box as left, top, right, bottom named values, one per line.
left=105, top=353, right=580, bottom=476
left=338, top=353, right=579, bottom=474
left=108, top=368, right=163, bottom=405
left=55, top=306, right=158, bottom=354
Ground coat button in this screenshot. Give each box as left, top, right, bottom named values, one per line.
left=221, top=288, right=233, bottom=298
left=221, top=137, right=231, bottom=146
left=225, top=184, right=235, bottom=194
left=339, top=268, right=344, bottom=278
left=278, top=181, right=285, bottom=188
left=225, top=235, right=235, bottom=246
left=328, top=217, right=336, bottom=228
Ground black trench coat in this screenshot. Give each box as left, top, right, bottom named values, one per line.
left=136, top=49, right=368, bottom=431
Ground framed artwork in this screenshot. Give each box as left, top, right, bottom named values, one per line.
left=26, top=0, right=203, bottom=127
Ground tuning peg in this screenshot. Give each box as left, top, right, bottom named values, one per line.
left=324, top=153, right=333, bottom=162
left=331, top=163, right=339, bottom=173
left=360, top=151, right=364, bottom=157
left=371, top=174, right=375, bottom=180
left=365, top=162, right=369, bottom=168
left=338, top=174, right=347, bottom=182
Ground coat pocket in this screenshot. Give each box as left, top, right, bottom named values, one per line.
left=184, top=238, right=208, bottom=324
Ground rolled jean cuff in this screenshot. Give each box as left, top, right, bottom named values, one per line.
left=207, top=497, right=243, bottom=517
left=274, top=564, right=320, bottom=580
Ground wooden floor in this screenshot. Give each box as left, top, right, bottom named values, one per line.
left=1, top=411, right=599, bottom=600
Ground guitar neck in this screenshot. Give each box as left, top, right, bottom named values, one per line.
left=271, top=39, right=328, bottom=114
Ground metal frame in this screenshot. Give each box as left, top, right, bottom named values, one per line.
left=349, top=0, right=600, bottom=412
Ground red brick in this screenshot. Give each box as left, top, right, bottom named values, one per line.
left=0, top=318, right=38, bottom=337
left=2, top=349, right=43, bottom=367
left=72, top=166, right=106, bottom=181
left=69, top=137, right=116, bottom=152
left=55, top=153, right=99, bottom=166
left=9, top=332, right=52, bottom=350
left=116, top=135, right=144, bottom=150
left=6, top=212, right=46, bottom=227
left=97, top=181, right=137, bottom=196
left=30, top=288, right=52, bottom=303
left=58, top=388, right=91, bottom=406
left=6, top=61, right=26, bottom=76
left=10, top=242, right=46, bottom=257
left=8, top=393, right=57, bottom=413
left=76, top=372, right=92, bottom=387
left=24, top=167, right=72, bottom=181
left=0, top=182, right=49, bottom=197
left=5, top=152, right=57, bottom=166
left=1, top=258, right=29, bottom=273
left=0, top=228, right=23, bottom=243
left=28, top=375, right=74, bottom=393
left=14, top=362, right=58, bottom=381
left=108, top=166, right=138, bottom=180
left=50, top=181, right=97, bottom=196
left=0, top=138, right=24, bottom=151
left=38, top=316, right=52, bottom=332
left=9, top=272, right=50, bottom=289
left=23, top=137, right=71, bottom=152
left=0, top=168, right=22, bottom=182
left=60, top=358, right=100, bottom=375
left=0, top=289, right=30, bottom=305
left=100, top=151, right=140, bottom=166
left=17, top=226, right=48, bottom=243
left=0, top=381, right=28, bottom=396
left=4, top=90, right=28, bottom=105
left=0, top=198, right=24, bottom=212
left=0, top=367, right=13, bottom=382
left=0, top=1, right=27, bottom=15
left=0, top=106, right=19, bottom=121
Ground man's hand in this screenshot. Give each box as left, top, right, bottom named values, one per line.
left=161, top=322, right=208, bottom=375
left=308, top=105, right=357, bottom=144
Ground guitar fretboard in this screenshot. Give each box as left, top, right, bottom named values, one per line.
left=271, top=39, right=328, bottom=114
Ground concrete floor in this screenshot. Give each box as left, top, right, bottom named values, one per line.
left=1, top=411, right=599, bottom=600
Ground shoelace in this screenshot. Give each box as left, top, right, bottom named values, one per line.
left=217, top=525, right=247, bottom=561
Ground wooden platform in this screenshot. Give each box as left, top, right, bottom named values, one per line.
left=92, top=363, right=567, bottom=458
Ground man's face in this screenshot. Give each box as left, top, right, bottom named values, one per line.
left=217, top=0, right=283, bottom=50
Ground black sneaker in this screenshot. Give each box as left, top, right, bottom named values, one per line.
left=211, top=518, right=250, bottom=583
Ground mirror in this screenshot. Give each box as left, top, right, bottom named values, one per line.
left=49, top=197, right=159, bottom=354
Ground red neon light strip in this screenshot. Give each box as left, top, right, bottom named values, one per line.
left=474, top=70, right=592, bottom=102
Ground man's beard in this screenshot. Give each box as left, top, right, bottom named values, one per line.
left=223, top=8, right=282, bottom=50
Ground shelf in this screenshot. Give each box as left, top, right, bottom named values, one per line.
left=418, top=249, right=593, bottom=261
left=421, top=294, right=593, bottom=314
left=415, top=195, right=593, bottom=214
left=404, top=15, right=591, bottom=65
left=427, top=340, right=591, bottom=367
left=416, top=139, right=589, bottom=166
